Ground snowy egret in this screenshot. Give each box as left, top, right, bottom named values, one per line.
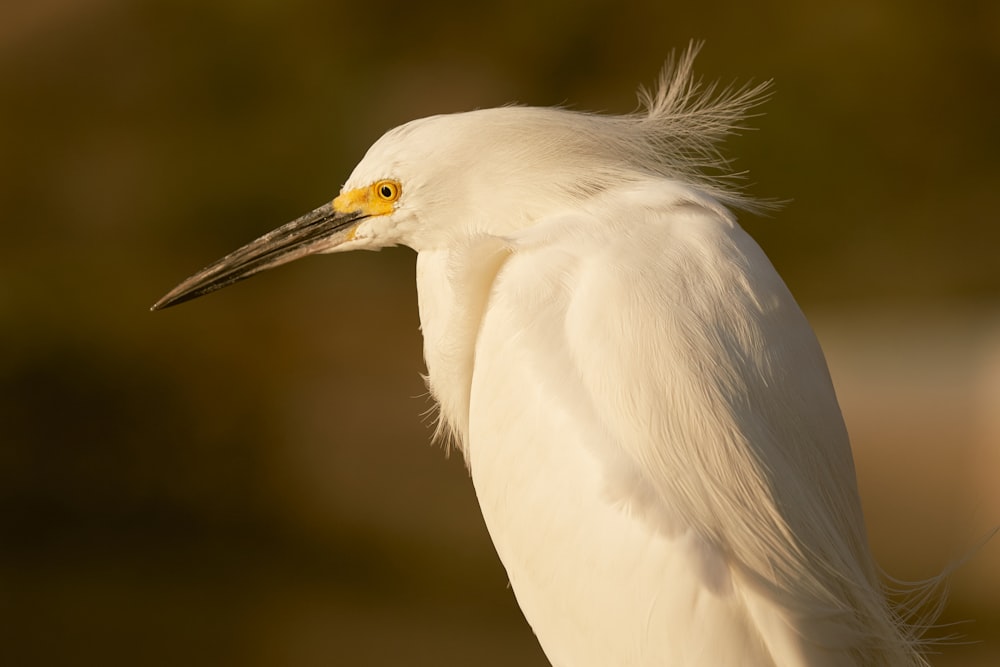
left=154, top=46, right=940, bottom=666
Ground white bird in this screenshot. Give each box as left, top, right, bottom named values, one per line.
left=154, top=45, right=940, bottom=666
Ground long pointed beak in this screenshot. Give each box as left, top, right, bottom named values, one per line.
left=152, top=202, right=365, bottom=311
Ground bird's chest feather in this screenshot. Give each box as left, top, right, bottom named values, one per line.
left=415, top=241, right=512, bottom=457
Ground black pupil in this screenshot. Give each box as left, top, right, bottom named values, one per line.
left=380, top=185, right=393, bottom=198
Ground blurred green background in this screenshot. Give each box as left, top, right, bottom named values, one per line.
left=1, top=1, right=998, bottom=665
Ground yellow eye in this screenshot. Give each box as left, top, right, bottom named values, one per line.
left=374, top=180, right=401, bottom=202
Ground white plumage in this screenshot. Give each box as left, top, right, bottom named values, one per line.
left=154, top=45, right=939, bottom=665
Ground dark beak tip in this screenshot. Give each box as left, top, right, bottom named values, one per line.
left=149, top=199, right=357, bottom=314
left=149, top=298, right=175, bottom=313
left=150, top=282, right=220, bottom=312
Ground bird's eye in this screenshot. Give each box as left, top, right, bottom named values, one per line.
left=374, top=180, right=401, bottom=202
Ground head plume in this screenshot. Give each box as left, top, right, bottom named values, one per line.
left=623, top=41, right=773, bottom=211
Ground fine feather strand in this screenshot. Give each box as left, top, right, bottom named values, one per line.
left=630, top=41, right=774, bottom=212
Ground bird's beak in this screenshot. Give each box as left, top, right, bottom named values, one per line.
left=151, top=201, right=366, bottom=310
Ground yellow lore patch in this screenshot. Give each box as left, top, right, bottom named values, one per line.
left=333, top=179, right=402, bottom=218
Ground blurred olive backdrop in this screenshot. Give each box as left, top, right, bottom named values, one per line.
left=2, top=1, right=998, bottom=665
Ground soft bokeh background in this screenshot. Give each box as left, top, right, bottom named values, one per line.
left=2, top=1, right=998, bottom=665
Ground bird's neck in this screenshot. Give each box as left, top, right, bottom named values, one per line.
left=415, top=239, right=513, bottom=463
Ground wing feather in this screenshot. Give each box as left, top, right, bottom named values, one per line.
left=473, top=184, right=923, bottom=664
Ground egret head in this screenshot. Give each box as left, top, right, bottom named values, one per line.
left=334, top=107, right=659, bottom=252
left=152, top=47, right=768, bottom=310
